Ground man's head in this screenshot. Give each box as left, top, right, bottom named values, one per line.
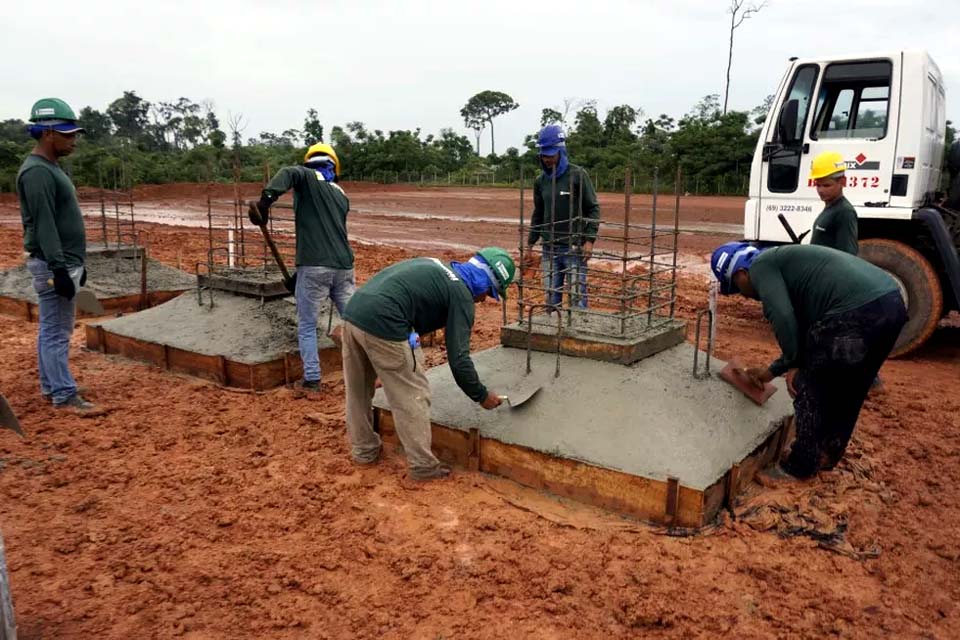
left=809, top=151, right=847, bottom=204
left=304, top=143, right=340, bottom=181
left=473, top=247, right=516, bottom=302
left=536, top=124, right=566, bottom=173
left=710, top=242, right=762, bottom=299
left=28, top=98, right=84, bottom=158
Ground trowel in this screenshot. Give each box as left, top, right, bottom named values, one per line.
left=497, top=377, right=545, bottom=409
left=46, top=280, right=105, bottom=315
left=0, top=393, right=23, bottom=437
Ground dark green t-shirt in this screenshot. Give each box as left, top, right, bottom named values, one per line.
left=810, top=195, right=858, bottom=255
left=263, top=166, right=353, bottom=269
left=343, top=258, right=486, bottom=401
left=529, top=163, right=600, bottom=247
left=749, top=245, right=897, bottom=375
left=18, top=154, right=86, bottom=270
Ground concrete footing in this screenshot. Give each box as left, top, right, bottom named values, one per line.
left=374, top=344, right=794, bottom=528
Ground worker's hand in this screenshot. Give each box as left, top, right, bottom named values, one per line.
left=744, top=367, right=774, bottom=390
left=480, top=392, right=502, bottom=410
left=785, top=369, right=798, bottom=399
left=581, top=241, right=594, bottom=264
left=79, top=267, right=87, bottom=287
left=51, top=268, right=76, bottom=300
left=247, top=199, right=270, bottom=226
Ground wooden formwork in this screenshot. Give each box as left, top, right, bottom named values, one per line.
left=85, top=324, right=342, bottom=391
left=374, top=408, right=789, bottom=529
left=0, top=290, right=187, bottom=322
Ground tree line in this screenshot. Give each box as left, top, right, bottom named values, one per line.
left=1, top=89, right=953, bottom=196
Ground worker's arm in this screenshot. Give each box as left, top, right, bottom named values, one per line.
left=579, top=169, right=601, bottom=246
left=444, top=298, right=488, bottom=403
left=838, top=207, right=859, bottom=255
left=20, top=167, right=65, bottom=269
left=751, top=261, right=801, bottom=377
left=250, top=167, right=304, bottom=225
left=528, top=178, right=543, bottom=247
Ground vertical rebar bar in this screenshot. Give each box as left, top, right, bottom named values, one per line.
left=647, top=168, right=659, bottom=326
left=99, top=188, right=108, bottom=249
left=669, top=167, right=682, bottom=318
left=207, top=186, right=214, bottom=270
left=517, top=164, right=525, bottom=324
left=564, top=168, right=574, bottom=327
left=620, top=167, right=632, bottom=335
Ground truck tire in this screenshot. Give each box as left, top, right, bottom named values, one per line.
left=859, top=238, right=943, bottom=356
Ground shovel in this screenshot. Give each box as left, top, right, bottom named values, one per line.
left=46, top=280, right=104, bottom=315
left=497, top=377, right=545, bottom=409
left=248, top=202, right=295, bottom=292
left=0, top=393, right=23, bottom=437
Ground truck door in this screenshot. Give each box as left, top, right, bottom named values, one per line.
left=758, top=58, right=899, bottom=242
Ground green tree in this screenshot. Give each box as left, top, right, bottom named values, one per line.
left=540, top=108, right=563, bottom=127
left=107, top=90, right=151, bottom=147
left=303, top=109, right=324, bottom=145
left=460, top=90, right=519, bottom=155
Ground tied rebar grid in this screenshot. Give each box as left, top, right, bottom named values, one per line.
left=516, top=166, right=683, bottom=341
left=75, top=188, right=139, bottom=253
left=203, top=186, right=297, bottom=283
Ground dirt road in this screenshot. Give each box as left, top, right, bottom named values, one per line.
left=0, top=186, right=957, bottom=638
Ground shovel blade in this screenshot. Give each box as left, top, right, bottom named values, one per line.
left=0, top=394, right=23, bottom=437
left=75, top=289, right=105, bottom=315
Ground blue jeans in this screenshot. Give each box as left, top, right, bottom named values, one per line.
left=26, top=258, right=82, bottom=404
left=541, top=246, right=587, bottom=309
left=295, top=266, right=356, bottom=382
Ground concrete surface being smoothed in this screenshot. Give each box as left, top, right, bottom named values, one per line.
left=373, top=344, right=793, bottom=490
left=0, top=252, right=194, bottom=302
left=90, top=291, right=340, bottom=364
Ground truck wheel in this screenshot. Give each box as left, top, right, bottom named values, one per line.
left=859, top=238, right=943, bottom=356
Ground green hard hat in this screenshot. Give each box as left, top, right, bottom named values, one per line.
left=30, top=98, right=79, bottom=123
left=476, top=246, right=516, bottom=299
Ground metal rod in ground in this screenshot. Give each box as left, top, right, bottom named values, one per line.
left=113, top=194, right=121, bottom=272
left=517, top=164, right=525, bottom=324
left=669, top=166, right=682, bottom=318
left=620, top=167, right=632, bottom=336
left=564, top=168, right=574, bottom=327
left=647, top=167, right=659, bottom=326
left=139, top=235, right=149, bottom=310
left=99, top=188, right=108, bottom=249
left=207, top=186, right=214, bottom=270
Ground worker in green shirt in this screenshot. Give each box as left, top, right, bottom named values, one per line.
left=341, top=248, right=516, bottom=481
left=249, top=143, right=354, bottom=392
left=18, top=98, right=93, bottom=411
left=710, top=242, right=906, bottom=480
left=808, top=151, right=858, bottom=255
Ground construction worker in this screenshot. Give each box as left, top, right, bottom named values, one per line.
left=525, top=124, right=600, bottom=311
left=248, top=143, right=353, bottom=392
left=340, top=248, right=516, bottom=480
left=809, top=151, right=858, bottom=255
left=710, top=242, right=907, bottom=480
left=18, top=98, right=93, bottom=411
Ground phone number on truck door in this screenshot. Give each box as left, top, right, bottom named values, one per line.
left=764, top=204, right=814, bottom=213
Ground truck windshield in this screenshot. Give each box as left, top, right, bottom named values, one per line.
left=812, top=60, right=892, bottom=140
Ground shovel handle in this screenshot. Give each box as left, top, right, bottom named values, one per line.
left=250, top=208, right=291, bottom=283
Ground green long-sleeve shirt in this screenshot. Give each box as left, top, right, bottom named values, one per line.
left=810, top=195, right=858, bottom=255
left=528, top=163, right=600, bottom=247
left=18, top=154, right=86, bottom=270
left=749, top=245, right=897, bottom=376
left=343, top=258, right=486, bottom=402
left=262, top=166, right=353, bottom=269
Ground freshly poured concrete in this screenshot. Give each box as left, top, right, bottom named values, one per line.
left=373, top=344, right=793, bottom=490
left=88, top=291, right=340, bottom=364
left=0, top=251, right=193, bottom=303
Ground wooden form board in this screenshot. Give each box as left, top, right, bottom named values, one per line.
left=376, top=408, right=789, bottom=529
left=0, top=290, right=186, bottom=322
left=84, top=324, right=342, bottom=391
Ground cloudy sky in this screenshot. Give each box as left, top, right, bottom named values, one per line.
left=3, top=0, right=957, bottom=154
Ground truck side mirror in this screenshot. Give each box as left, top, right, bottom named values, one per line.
left=777, top=99, right=800, bottom=146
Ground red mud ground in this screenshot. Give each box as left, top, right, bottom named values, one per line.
left=0, top=186, right=958, bottom=639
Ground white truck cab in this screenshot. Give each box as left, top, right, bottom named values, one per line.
left=745, top=50, right=960, bottom=354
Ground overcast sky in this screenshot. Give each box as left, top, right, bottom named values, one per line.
left=3, top=0, right=957, bottom=155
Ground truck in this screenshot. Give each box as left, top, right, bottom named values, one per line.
left=744, top=49, right=960, bottom=355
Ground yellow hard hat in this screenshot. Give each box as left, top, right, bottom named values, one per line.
left=304, top=143, right=340, bottom=177
left=809, top=151, right=847, bottom=181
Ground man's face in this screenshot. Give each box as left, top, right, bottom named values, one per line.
left=48, top=130, right=79, bottom=157
left=732, top=270, right=758, bottom=299
left=540, top=153, right=559, bottom=169
left=814, top=175, right=844, bottom=203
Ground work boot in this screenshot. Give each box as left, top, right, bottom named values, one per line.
left=295, top=379, right=322, bottom=393
left=43, top=386, right=87, bottom=403
left=409, top=464, right=452, bottom=481
left=55, top=394, right=95, bottom=411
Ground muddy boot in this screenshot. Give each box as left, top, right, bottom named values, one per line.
left=409, top=464, right=452, bottom=482
left=294, top=379, right=322, bottom=394
left=44, top=386, right=87, bottom=403
left=55, top=394, right=95, bottom=412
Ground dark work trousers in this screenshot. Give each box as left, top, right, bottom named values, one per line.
left=782, top=291, right=907, bottom=478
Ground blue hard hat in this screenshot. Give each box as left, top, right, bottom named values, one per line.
left=710, top=242, right=761, bottom=295
left=536, top=124, right=566, bottom=155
